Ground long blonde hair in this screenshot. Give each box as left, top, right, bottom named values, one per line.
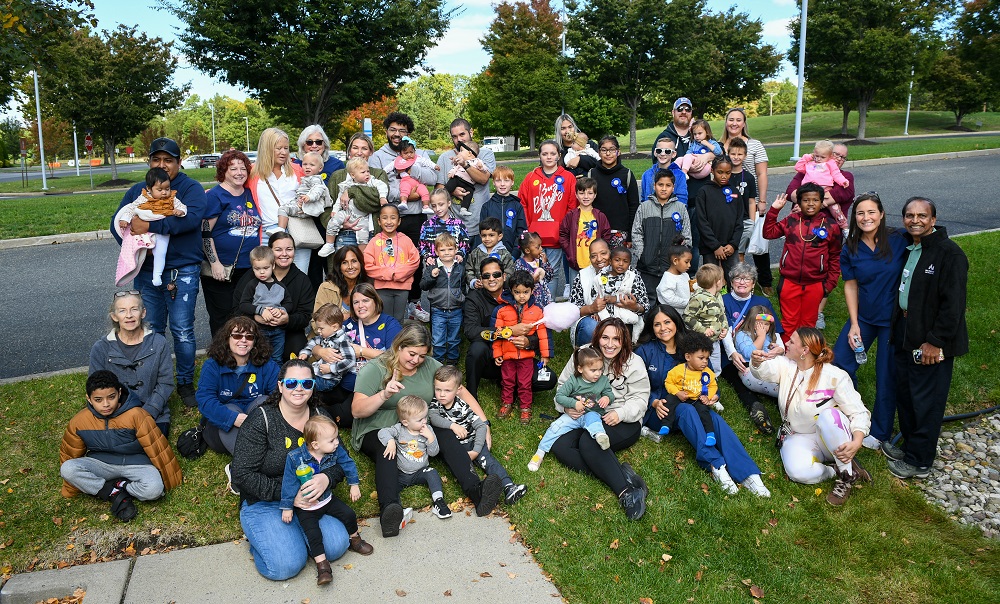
left=380, top=323, right=432, bottom=388
left=251, top=127, right=293, bottom=180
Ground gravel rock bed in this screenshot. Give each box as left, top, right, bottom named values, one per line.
left=915, top=412, right=1000, bottom=539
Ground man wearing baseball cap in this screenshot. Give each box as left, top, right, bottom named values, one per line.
left=656, top=98, right=695, bottom=157
left=109, top=137, right=208, bottom=407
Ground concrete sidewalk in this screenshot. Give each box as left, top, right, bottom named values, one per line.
left=0, top=509, right=560, bottom=603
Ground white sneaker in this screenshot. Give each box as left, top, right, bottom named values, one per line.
left=459, top=208, right=472, bottom=217
left=640, top=426, right=662, bottom=443
left=741, top=474, right=771, bottom=498
left=412, top=303, right=430, bottom=322
left=397, top=201, right=409, bottom=212
left=815, top=312, right=826, bottom=329
left=399, top=507, right=414, bottom=530
left=527, top=453, right=544, bottom=472
left=422, top=205, right=434, bottom=214
left=595, top=432, right=611, bottom=450
left=712, top=401, right=725, bottom=413
left=862, top=435, right=882, bottom=450
left=318, top=242, right=337, bottom=258
left=711, top=464, right=738, bottom=494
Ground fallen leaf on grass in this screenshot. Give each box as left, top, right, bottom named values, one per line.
left=610, top=539, right=620, bottom=550
left=150, top=528, right=161, bottom=535
left=639, top=598, right=654, bottom=604
left=750, top=585, right=765, bottom=598
left=651, top=524, right=658, bottom=532
left=661, top=554, right=673, bottom=562
left=687, top=518, right=695, bottom=525
left=65, top=544, right=74, bottom=550
left=814, top=488, right=823, bottom=496
left=700, top=483, right=709, bottom=494
left=695, top=570, right=703, bottom=581
left=613, top=575, right=620, bottom=583
left=52, top=517, right=62, bottom=526
left=768, top=518, right=778, bottom=527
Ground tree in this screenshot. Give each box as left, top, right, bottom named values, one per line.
left=467, top=0, right=576, bottom=150
left=955, top=0, right=1000, bottom=92
left=397, top=74, right=468, bottom=150
left=337, top=95, right=399, bottom=150
left=0, top=0, right=95, bottom=106
left=788, top=0, right=951, bottom=139
left=35, top=26, right=186, bottom=179
left=27, top=117, right=71, bottom=176
left=0, top=117, right=24, bottom=168
left=165, top=0, right=450, bottom=127
left=572, top=94, right=629, bottom=138
left=922, top=44, right=996, bottom=127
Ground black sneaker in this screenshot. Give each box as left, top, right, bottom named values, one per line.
left=621, top=462, right=648, bottom=497
left=432, top=498, right=452, bottom=519
left=880, top=440, right=905, bottom=462
left=504, top=483, right=527, bottom=505
left=177, top=383, right=197, bottom=408
left=749, top=401, right=774, bottom=434
left=475, top=455, right=488, bottom=472
left=887, top=458, right=930, bottom=480
left=475, top=474, right=503, bottom=517
left=619, top=486, right=646, bottom=520
left=380, top=503, right=404, bottom=538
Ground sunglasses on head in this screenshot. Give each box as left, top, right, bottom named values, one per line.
left=653, top=148, right=674, bottom=155
left=230, top=332, right=256, bottom=341
left=305, top=139, right=324, bottom=146
left=282, top=378, right=315, bottom=390
left=856, top=191, right=880, bottom=203
left=481, top=271, right=503, bottom=279
left=114, top=290, right=141, bottom=298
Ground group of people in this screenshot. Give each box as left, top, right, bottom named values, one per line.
left=58, top=101, right=968, bottom=583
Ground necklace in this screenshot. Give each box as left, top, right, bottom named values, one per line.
left=797, top=215, right=826, bottom=242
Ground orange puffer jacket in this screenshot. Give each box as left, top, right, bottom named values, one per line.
left=490, top=293, right=552, bottom=361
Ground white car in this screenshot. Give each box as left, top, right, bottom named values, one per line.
left=331, top=150, right=346, bottom=162
left=482, top=137, right=506, bottom=153
left=245, top=151, right=258, bottom=163
left=180, top=155, right=202, bottom=169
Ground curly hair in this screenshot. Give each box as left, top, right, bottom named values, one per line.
left=215, top=150, right=251, bottom=183
left=207, top=316, right=273, bottom=369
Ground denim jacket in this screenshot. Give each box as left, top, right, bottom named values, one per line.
left=279, top=441, right=358, bottom=510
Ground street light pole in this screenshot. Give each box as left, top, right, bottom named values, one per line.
left=72, top=123, right=80, bottom=176
left=903, top=66, right=914, bottom=136
left=244, top=116, right=250, bottom=151
left=768, top=92, right=778, bottom=117
left=791, top=0, right=808, bottom=161
left=208, top=102, right=217, bottom=154
left=32, top=69, right=48, bottom=190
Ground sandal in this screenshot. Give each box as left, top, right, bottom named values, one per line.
left=498, top=404, right=513, bottom=418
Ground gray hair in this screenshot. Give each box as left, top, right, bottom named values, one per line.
left=297, top=125, right=330, bottom=161
left=729, top=261, right=758, bottom=283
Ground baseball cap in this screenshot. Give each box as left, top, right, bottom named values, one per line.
left=673, top=97, right=692, bottom=111
left=149, top=137, right=181, bottom=159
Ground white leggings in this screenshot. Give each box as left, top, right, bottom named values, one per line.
left=780, top=408, right=854, bottom=484
left=739, top=370, right=779, bottom=397
left=151, top=233, right=170, bottom=286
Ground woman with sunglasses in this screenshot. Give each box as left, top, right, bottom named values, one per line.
left=196, top=316, right=280, bottom=456
left=230, top=359, right=350, bottom=580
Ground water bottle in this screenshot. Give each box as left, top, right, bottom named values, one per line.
left=852, top=335, right=868, bottom=365
left=295, top=461, right=314, bottom=485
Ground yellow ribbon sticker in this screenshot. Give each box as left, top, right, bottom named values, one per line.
left=248, top=374, right=256, bottom=384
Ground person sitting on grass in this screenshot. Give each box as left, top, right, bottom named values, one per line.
left=59, top=370, right=182, bottom=523
left=663, top=333, right=720, bottom=446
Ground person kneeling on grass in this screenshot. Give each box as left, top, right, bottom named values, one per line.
left=529, top=347, right=613, bottom=471
left=60, top=370, right=182, bottom=522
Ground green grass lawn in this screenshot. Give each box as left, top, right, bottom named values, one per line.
left=0, top=167, right=217, bottom=194
left=0, top=192, right=127, bottom=239
left=1, top=232, right=998, bottom=600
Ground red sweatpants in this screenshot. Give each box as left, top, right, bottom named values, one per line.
left=500, top=357, right=534, bottom=409
left=778, top=279, right=825, bottom=343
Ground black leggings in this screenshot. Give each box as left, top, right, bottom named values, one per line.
left=718, top=363, right=761, bottom=413
left=295, top=495, right=358, bottom=558
left=550, top=421, right=640, bottom=495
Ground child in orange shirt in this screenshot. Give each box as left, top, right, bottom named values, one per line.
left=364, top=204, right=419, bottom=323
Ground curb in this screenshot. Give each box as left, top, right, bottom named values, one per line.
left=0, top=230, right=113, bottom=250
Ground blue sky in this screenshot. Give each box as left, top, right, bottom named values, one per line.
left=93, top=0, right=800, bottom=100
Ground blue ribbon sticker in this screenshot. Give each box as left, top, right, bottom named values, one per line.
left=554, top=175, right=564, bottom=193
left=505, top=208, right=515, bottom=228
left=722, top=187, right=734, bottom=203
left=611, top=177, right=625, bottom=195
left=671, top=211, right=683, bottom=232
left=813, top=226, right=829, bottom=240
left=701, top=371, right=710, bottom=395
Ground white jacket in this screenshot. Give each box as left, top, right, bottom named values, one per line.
left=555, top=347, right=650, bottom=424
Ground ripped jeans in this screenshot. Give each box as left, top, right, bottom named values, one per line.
left=134, top=262, right=200, bottom=385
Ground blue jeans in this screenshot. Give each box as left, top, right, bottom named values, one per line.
left=335, top=230, right=358, bottom=249
left=473, top=447, right=513, bottom=487
left=674, top=406, right=759, bottom=481
left=135, top=263, right=199, bottom=384
left=574, top=316, right=599, bottom=347
left=834, top=320, right=896, bottom=442
left=240, top=499, right=349, bottom=581
left=313, top=375, right=340, bottom=392
left=261, top=326, right=286, bottom=365
left=431, top=307, right=462, bottom=363
left=544, top=247, right=566, bottom=300
left=539, top=411, right=605, bottom=453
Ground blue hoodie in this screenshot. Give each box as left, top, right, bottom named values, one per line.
left=279, top=441, right=358, bottom=510
left=640, top=162, right=688, bottom=207
left=480, top=193, right=527, bottom=259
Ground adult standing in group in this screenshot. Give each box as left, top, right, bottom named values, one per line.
left=351, top=324, right=504, bottom=537
left=324, top=133, right=388, bottom=256
left=884, top=197, right=968, bottom=480
left=233, top=232, right=316, bottom=359
left=551, top=317, right=650, bottom=519
left=634, top=305, right=771, bottom=497
left=463, top=258, right=551, bottom=399
left=90, top=291, right=174, bottom=437
left=230, top=360, right=350, bottom=580
left=832, top=193, right=908, bottom=451
left=721, top=108, right=771, bottom=290
left=569, top=239, right=612, bottom=347
left=519, top=140, right=578, bottom=300
left=110, top=137, right=207, bottom=408
left=554, top=113, right=599, bottom=176
left=201, top=150, right=262, bottom=335
left=247, top=128, right=304, bottom=246
left=436, top=119, right=495, bottom=240
left=587, top=135, right=640, bottom=247
left=294, top=125, right=346, bottom=288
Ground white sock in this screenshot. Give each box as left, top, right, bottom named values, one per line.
left=431, top=490, right=443, bottom=501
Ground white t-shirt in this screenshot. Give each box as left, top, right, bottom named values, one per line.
left=256, top=171, right=300, bottom=230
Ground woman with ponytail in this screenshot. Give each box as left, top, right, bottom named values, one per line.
left=749, top=327, right=872, bottom=506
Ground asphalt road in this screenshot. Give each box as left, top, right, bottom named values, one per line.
left=0, top=162, right=150, bottom=184
left=0, top=155, right=996, bottom=380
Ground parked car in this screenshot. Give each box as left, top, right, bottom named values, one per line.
left=244, top=151, right=258, bottom=163
left=482, top=137, right=506, bottom=153
left=330, top=150, right=346, bottom=162
left=199, top=154, right=221, bottom=168
left=180, top=155, right=202, bottom=169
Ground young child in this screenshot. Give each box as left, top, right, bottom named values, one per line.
left=764, top=183, right=842, bottom=340
left=528, top=347, right=614, bottom=471
left=514, top=231, right=555, bottom=307
left=280, top=415, right=372, bottom=585
left=663, top=333, right=720, bottom=446
left=427, top=366, right=527, bottom=505
left=594, top=246, right=648, bottom=342
left=319, top=157, right=388, bottom=257
left=734, top=305, right=782, bottom=397
left=364, top=204, right=420, bottom=323
left=794, top=139, right=850, bottom=229
left=59, top=370, right=182, bottom=522
left=114, top=167, right=188, bottom=287
left=564, top=132, right=601, bottom=166
left=419, top=188, right=470, bottom=265
left=392, top=137, right=439, bottom=213
left=559, top=176, right=611, bottom=283
left=278, top=151, right=329, bottom=229
left=655, top=239, right=694, bottom=311
left=480, top=165, right=527, bottom=259
left=445, top=140, right=487, bottom=216
left=632, top=169, right=691, bottom=296
left=419, top=233, right=466, bottom=364
left=684, top=264, right=728, bottom=377
left=492, top=270, right=553, bottom=423
left=377, top=396, right=452, bottom=519
left=726, top=138, right=762, bottom=263
left=465, top=216, right=515, bottom=289
left=640, top=138, right=687, bottom=205
left=679, top=120, right=724, bottom=179
left=238, top=246, right=291, bottom=363
left=694, top=156, right=744, bottom=285
left=298, top=304, right=356, bottom=391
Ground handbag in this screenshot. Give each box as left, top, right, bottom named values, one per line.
left=176, top=419, right=208, bottom=459
left=264, top=178, right=323, bottom=249
left=746, top=212, right=769, bottom=256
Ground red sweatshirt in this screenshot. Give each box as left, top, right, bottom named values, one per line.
left=764, top=206, right=842, bottom=294
left=518, top=166, right=577, bottom=248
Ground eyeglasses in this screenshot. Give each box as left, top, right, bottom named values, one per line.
left=675, top=106, right=692, bottom=113
left=304, top=139, right=324, bottom=146
left=732, top=276, right=753, bottom=283
left=230, top=333, right=256, bottom=341
left=114, top=290, right=141, bottom=298
left=387, top=127, right=408, bottom=135
left=481, top=271, right=503, bottom=279
left=282, top=378, right=315, bottom=390
left=653, top=148, right=674, bottom=155
left=599, top=147, right=618, bottom=154
left=832, top=152, right=847, bottom=160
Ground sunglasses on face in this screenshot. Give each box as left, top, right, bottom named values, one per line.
left=481, top=271, right=503, bottom=279
left=653, top=148, right=674, bottom=155
left=282, top=378, right=315, bottom=390
left=305, top=139, right=324, bottom=146
left=114, top=290, right=141, bottom=298
left=675, top=106, right=692, bottom=113
left=230, top=333, right=256, bottom=341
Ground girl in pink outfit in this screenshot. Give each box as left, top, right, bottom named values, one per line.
left=795, top=139, right=850, bottom=191
left=393, top=137, right=439, bottom=213
left=114, top=168, right=187, bottom=287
